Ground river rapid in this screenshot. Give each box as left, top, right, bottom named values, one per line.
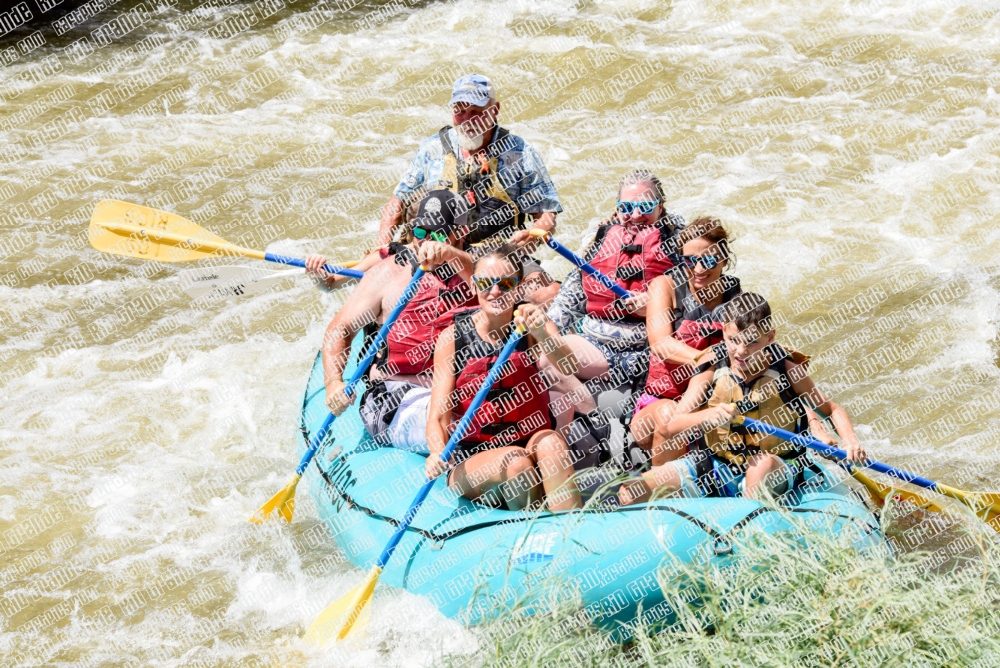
left=2, top=0, right=1000, bottom=666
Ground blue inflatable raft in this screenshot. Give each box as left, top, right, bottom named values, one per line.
left=298, top=344, right=884, bottom=641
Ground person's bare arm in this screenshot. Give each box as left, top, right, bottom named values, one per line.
left=416, top=240, right=474, bottom=277
left=531, top=211, right=555, bottom=234
left=622, top=292, right=649, bottom=318
left=805, top=407, right=837, bottom=445
left=352, top=250, right=386, bottom=272
left=426, top=325, right=457, bottom=479
left=375, top=196, right=405, bottom=248
left=674, top=367, right=714, bottom=417
left=305, top=252, right=382, bottom=292
left=646, top=275, right=704, bottom=366
left=321, top=262, right=389, bottom=414
left=788, top=360, right=866, bottom=462
left=516, top=304, right=574, bottom=372
left=510, top=211, right=556, bottom=251
left=662, top=368, right=735, bottom=438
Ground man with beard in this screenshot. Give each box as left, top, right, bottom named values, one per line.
left=378, top=74, right=562, bottom=306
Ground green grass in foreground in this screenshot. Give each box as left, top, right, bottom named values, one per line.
left=446, top=496, right=1000, bottom=668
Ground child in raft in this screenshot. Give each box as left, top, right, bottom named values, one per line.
left=426, top=244, right=584, bottom=511
left=619, top=292, right=867, bottom=504
left=629, top=217, right=743, bottom=468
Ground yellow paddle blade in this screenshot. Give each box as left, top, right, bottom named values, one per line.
left=937, top=485, right=1000, bottom=527
left=849, top=467, right=947, bottom=514
left=89, top=199, right=258, bottom=263
left=850, top=468, right=1000, bottom=528
left=89, top=199, right=364, bottom=269
left=249, top=474, right=300, bottom=523
left=970, top=492, right=1000, bottom=518
left=952, top=490, right=1000, bottom=516
left=305, top=566, right=380, bottom=646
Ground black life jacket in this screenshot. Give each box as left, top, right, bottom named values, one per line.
left=439, top=126, right=527, bottom=245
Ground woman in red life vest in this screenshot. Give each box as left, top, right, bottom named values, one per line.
left=541, top=169, right=683, bottom=429
left=426, top=244, right=583, bottom=511
left=630, top=218, right=743, bottom=466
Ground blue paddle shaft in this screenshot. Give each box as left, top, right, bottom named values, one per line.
left=543, top=236, right=631, bottom=299
left=739, top=416, right=941, bottom=492
left=374, top=328, right=526, bottom=570
left=293, top=267, right=428, bottom=476
left=264, top=252, right=364, bottom=279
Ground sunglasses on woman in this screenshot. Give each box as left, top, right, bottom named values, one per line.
left=472, top=275, right=520, bottom=293
left=616, top=200, right=659, bottom=215
left=412, top=227, right=448, bottom=242
left=680, top=254, right=721, bottom=270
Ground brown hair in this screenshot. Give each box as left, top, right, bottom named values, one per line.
left=722, top=292, right=771, bottom=333
left=677, top=216, right=734, bottom=268
left=474, top=242, right=525, bottom=279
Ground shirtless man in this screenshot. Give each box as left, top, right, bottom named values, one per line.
left=320, top=190, right=477, bottom=453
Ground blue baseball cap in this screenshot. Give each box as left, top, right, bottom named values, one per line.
left=449, top=74, right=496, bottom=107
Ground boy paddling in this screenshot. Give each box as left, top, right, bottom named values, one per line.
left=619, top=292, right=867, bottom=505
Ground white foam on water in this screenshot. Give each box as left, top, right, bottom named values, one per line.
left=2, top=0, right=1000, bottom=664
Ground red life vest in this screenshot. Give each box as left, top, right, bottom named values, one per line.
left=377, top=246, right=477, bottom=376
left=450, top=309, right=551, bottom=448
left=582, top=222, right=680, bottom=321
left=644, top=275, right=742, bottom=400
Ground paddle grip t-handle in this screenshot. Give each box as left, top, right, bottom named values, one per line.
left=374, top=324, right=527, bottom=571
left=735, top=416, right=941, bottom=491
left=264, top=252, right=364, bottom=279
left=293, top=267, right=428, bottom=476
left=528, top=229, right=631, bottom=300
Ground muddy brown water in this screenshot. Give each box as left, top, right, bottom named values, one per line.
left=1, top=0, right=999, bottom=665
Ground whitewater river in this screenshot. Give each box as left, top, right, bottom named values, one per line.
left=2, top=0, right=1000, bottom=665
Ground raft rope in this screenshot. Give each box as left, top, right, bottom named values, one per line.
left=314, top=457, right=879, bottom=551
left=315, top=457, right=444, bottom=543
left=301, top=369, right=879, bottom=552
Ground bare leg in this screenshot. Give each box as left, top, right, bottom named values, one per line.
left=526, top=430, right=582, bottom=511
left=743, top=453, right=786, bottom=499
left=630, top=406, right=657, bottom=450
left=537, top=334, right=610, bottom=381
left=629, top=399, right=687, bottom=466
left=546, top=390, right=571, bottom=432
left=560, top=334, right=611, bottom=379
left=618, top=461, right=685, bottom=506
left=545, top=376, right=598, bottom=430
left=537, top=334, right=608, bottom=430
left=448, top=446, right=541, bottom=510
